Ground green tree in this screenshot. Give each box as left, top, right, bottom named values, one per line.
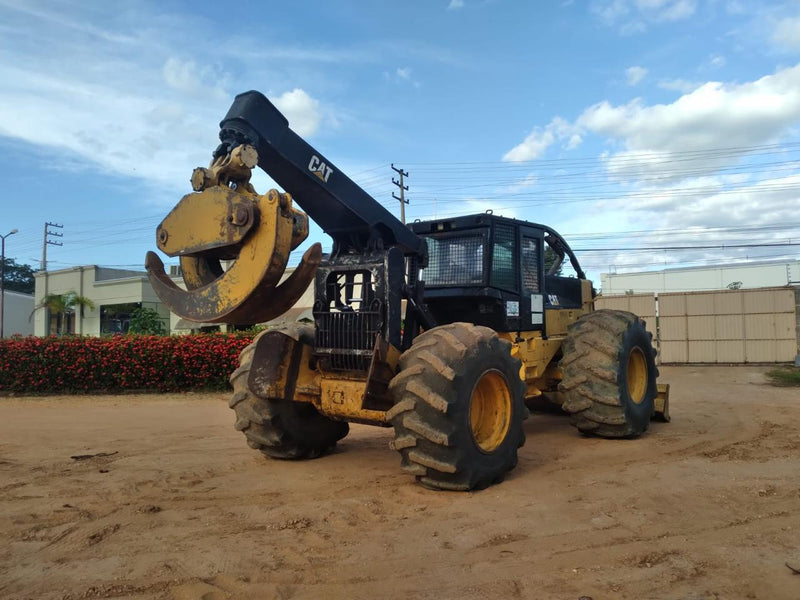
left=544, top=246, right=563, bottom=276
left=30, top=291, right=96, bottom=335
left=2, top=258, right=35, bottom=294
left=128, top=307, right=167, bottom=335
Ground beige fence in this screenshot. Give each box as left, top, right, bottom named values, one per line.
left=593, top=293, right=657, bottom=349
left=597, top=287, right=799, bottom=364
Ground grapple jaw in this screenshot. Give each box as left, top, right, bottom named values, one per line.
left=145, top=146, right=320, bottom=325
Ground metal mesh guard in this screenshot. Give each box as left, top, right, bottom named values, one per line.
left=422, top=235, right=484, bottom=286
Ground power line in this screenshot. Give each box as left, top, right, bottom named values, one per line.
left=573, top=242, right=800, bottom=252
left=400, top=141, right=800, bottom=168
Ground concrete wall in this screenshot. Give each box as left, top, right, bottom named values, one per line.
left=597, top=287, right=798, bottom=364
left=601, top=260, right=800, bottom=295
left=2, top=290, right=34, bottom=337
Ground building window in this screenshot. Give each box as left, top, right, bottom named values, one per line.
left=100, top=302, right=141, bottom=334
left=47, top=310, right=75, bottom=335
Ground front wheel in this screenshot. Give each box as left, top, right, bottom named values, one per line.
left=387, top=323, right=528, bottom=491
left=229, top=324, right=349, bottom=459
left=559, top=310, right=658, bottom=438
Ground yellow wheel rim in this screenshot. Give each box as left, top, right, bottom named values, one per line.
left=627, top=347, right=648, bottom=405
left=469, top=370, right=512, bottom=453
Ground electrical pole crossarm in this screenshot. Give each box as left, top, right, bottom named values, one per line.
left=42, top=222, right=63, bottom=271
left=391, top=164, right=409, bottom=224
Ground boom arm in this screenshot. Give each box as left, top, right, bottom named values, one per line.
left=145, top=90, right=429, bottom=326
left=214, top=91, right=427, bottom=261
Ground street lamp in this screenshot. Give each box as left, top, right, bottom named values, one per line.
left=1, top=228, right=19, bottom=339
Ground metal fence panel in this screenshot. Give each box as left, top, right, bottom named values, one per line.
left=715, top=292, right=743, bottom=315
left=687, top=315, right=714, bottom=341
left=657, top=294, right=686, bottom=317
left=660, top=341, right=688, bottom=363
left=715, top=315, right=744, bottom=340
left=595, top=294, right=657, bottom=339
left=686, top=293, right=715, bottom=316
left=602, top=286, right=797, bottom=364
left=716, top=340, right=745, bottom=362
left=660, top=316, right=687, bottom=341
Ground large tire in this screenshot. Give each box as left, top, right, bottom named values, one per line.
left=559, top=310, right=658, bottom=438
left=387, top=323, right=528, bottom=491
left=229, top=324, right=349, bottom=459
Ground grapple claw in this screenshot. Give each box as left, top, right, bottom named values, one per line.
left=145, top=186, right=317, bottom=325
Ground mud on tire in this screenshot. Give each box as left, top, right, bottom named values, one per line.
left=388, top=323, right=528, bottom=491
left=229, top=323, right=348, bottom=459
left=559, top=309, right=658, bottom=438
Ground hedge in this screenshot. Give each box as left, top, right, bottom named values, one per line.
left=0, top=334, right=254, bottom=394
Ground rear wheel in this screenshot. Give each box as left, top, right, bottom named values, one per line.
left=229, top=323, right=349, bottom=459
left=559, top=310, right=658, bottom=438
left=388, top=323, right=527, bottom=491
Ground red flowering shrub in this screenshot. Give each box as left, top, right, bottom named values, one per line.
left=0, top=334, right=253, bottom=394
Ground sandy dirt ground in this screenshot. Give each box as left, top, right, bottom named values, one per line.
left=1, top=365, right=799, bottom=600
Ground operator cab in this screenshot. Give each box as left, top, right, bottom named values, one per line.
left=409, top=213, right=587, bottom=335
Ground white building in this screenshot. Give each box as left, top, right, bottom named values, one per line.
left=1, top=290, right=34, bottom=337
left=33, top=266, right=171, bottom=336
left=601, top=259, right=800, bottom=295
left=32, top=264, right=315, bottom=336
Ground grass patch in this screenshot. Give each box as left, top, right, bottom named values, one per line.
left=766, top=366, right=800, bottom=387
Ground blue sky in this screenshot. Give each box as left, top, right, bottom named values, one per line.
left=1, top=0, right=799, bottom=286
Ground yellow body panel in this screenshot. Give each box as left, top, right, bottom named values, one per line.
left=284, top=339, right=390, bottom=426
left=501, top=332, right=564, bottom=400
left=317, top=376, right=386, bottom=425
left=156, top=186, right=257, bottom=257
left=286, top=309, right=592, bottom=424
left=544, top=308, right=588, bottom=336
left=655, top=383, right=671, bottom=422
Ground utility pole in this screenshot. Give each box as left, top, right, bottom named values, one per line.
left=1, top=228, right=19, bottom=339
left=391, top=164, right=409, bottom=224
left=41, top=222, right=63, bottom=271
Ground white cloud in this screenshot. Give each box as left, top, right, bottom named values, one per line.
left=0, top=3, right=347, bottom=202
left=503, top=117, right=577, bottom=161
left=574, top=64, right=800, bottom=179
left=626, top=65, right=648, bottom=86
left=448, top=0, right=465, bottom=10
left=594, top=0, right=630, bottom=23
left=772, top=16, right=800, bottom=51
left=502, top=64, right=800, bottom=268
left=271, top=88, right=323, bottom=137
left=0, top=1, right=462, bottom=208
left=593, top=0, right=696, bottom=31
left=385, top=66, right=421, bottom=88
left=567, top=133, right=583, bottom=149
left=725, top=1, right=746, bottom=15
left=604, top=173, right=800, bottom=231
left=502, top=173, right=538, bottom=194
left=658, top=78, right=701, bottom=93
left=651, top=0, right=695, bottom=21
left=162, top=57, right=228, bottom=100
left=709, top=54, right=726, bottom=68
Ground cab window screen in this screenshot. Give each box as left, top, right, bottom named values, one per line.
left=522, top=236, right=540, bottom=293
left=491, top=223, right=517, bottom=292
left=422, top=235, right=484, bottom=286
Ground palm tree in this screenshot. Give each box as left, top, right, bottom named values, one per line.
left=30, top=291, right=96, bottom=335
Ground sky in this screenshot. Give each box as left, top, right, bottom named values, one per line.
left=1, top=0, right=799, bottom=289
